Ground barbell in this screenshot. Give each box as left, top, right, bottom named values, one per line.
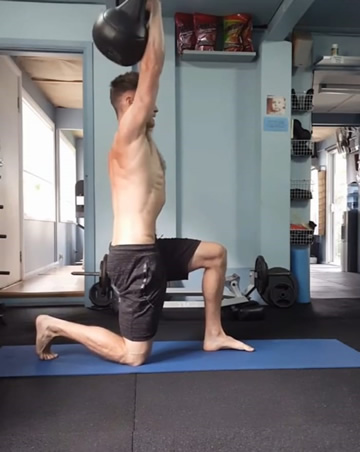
left=72, top=257, right=114, bottom=307
left=73, top=254, right=298, bottom=309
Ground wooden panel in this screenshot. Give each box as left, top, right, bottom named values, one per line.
left=318, top=170, right=326, bottom=236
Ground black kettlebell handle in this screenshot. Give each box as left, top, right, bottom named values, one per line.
left=118, top=0, right=149, bottom=24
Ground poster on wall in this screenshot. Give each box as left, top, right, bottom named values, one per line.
left=264, top=95, right=288, bottom=132
left=266, top=96, right=286, bottom=116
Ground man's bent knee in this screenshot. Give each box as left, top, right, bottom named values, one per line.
left=121, top=338, right=152, bottom=367
left=124, top=353, right=149, bottom=367
left=189, top=241, right=227, bottom=272
left=218, top=244, right=227, bottom=260
left=213, top=243, right=227, bottom=267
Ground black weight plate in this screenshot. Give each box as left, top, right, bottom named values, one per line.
left=89, top=282, right=113, bottom=307
left=270, top=282, right=295, bottom=308
left=255, top=255, right=269, bottom=295
left=270, top=267, right=298, bottom=303
left=260, top=267, right=298, bottom=307
left=265, top=267, right=298, bottom=308
left=261, top=284, right=273, bottom=306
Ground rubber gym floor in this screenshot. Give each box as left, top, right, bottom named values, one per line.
left=1, top=297, right=360, bottom=452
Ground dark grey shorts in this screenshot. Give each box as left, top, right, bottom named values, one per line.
left=107, top=238, right=201, bottom=342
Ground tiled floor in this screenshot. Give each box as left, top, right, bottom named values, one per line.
left=311, top=264, right=360, bottom=299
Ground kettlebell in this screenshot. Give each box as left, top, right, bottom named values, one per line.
left=92, top=0, right=149, bottom=67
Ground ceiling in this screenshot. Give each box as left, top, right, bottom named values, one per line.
left=72, top=130, right=84, bottom=138
left=15, top=54, right=83, bottom=109
left=2, top=0, right=360, bottom=32
left=313, top=70, right=360, bottom=114
left=3, top=0, right=284, bottom=26
left=298, top=0, right=360, bottom=33
left=312, top=126, right=336, bottom=143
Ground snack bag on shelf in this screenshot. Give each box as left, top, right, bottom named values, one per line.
left=223, top=14, right=254, bottom=52
left=241, top=14, right=255, bottom=52
left=193, top=13, right=218, bottom=51
left=175, top=12, right=195, bottom=55
left=223, top=14, right=246, bottom=51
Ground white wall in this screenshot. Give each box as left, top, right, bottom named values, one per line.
left=23, top=220, right=55, bottom=273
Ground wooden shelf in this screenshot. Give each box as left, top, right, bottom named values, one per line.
left=181, top=50, right=257, bottom=63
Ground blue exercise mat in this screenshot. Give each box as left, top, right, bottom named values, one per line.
left=1, top=339, right=360, bottom=378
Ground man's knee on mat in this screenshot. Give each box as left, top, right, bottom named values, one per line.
left=122, top=352, right=149, bottom=367
left=125, top=355, right=147, bottom=367
left=121, top=339, right=152, bottom=367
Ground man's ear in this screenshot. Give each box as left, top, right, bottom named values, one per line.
left=124, top=95, right=134, bottom=108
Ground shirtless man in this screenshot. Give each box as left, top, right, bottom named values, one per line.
left=35, top=0, right=254, bottom=366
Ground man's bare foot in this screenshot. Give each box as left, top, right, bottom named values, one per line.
left=35, top=315, right=59, bottom=360
left=203, top=333, right=254, bottom=353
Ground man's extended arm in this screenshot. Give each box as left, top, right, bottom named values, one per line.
left=119, top=0, right=164, bottom=140
left=141, top=0, right=165, bottom=73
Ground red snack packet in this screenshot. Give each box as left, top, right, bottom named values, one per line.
left=193, top=13, right=218, bottom=51
left=175, top=13, right=195, bottom=55
left=241, top=15, right=255, bottom=52
left=223, top=14, right=254, bottom=52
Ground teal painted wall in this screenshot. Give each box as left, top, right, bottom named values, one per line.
left=153, top=19, right=177, bottom=238
left=259, top=41, right=292, bottom=268
left=177, top=60, right=260, bottom=267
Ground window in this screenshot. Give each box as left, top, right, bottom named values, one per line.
left=59, top=132, right=76, bottom=223
left=22, top=96, right=56, bottom=221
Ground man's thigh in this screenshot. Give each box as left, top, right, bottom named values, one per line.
left=108, top=243, right=167, bottom=342
left=118, top=290, right=165, bottom=342
left=157, top=238, right=201, bottom=281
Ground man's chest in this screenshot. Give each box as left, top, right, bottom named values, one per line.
left=148, top=139, right=166, bottom=173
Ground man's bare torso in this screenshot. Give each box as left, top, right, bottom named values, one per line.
left=109, top=131, right=166, bottom=245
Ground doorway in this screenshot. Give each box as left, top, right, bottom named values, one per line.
left=0, top=51, right=87, bottom=299
left=310, top=128, right=360, bottom=299
left=328, top=149, right=347, bottom=266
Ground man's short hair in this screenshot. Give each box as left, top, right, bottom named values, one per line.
left=110, top=71, right=139, bottom=113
